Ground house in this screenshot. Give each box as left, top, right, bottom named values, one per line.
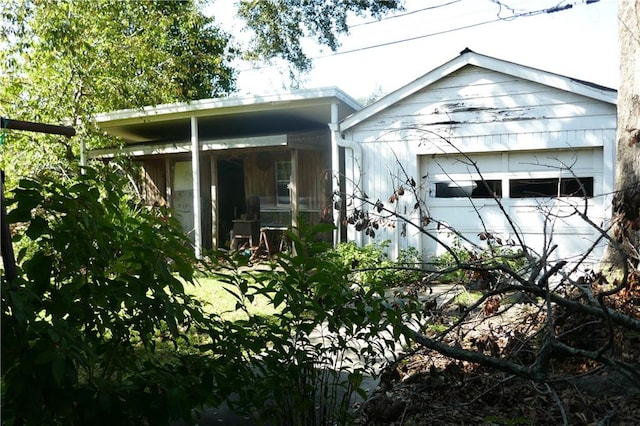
left=90, top=88, right=361, bottom=257
left=92, top=50, right=617, bottom=267
left=335, top=49, right=617, bottom=267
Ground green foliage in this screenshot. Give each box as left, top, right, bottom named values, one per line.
left=0, top=0, right=237, bottom=189
left=433, top=234, right=528, bottom=285
left=329, top=240, right=422, bottom=287
left=206, top=222, right=426, bottom=424
left=434, top=236, right=474, bottom=283
left=2, top=169, right=427, bottom=424
left=237, top=0, right=404, bottom=71
left=1, top=163, right=221, bottom=424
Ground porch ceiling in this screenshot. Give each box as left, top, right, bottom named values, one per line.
left=95, top=87, right=361, bottom=144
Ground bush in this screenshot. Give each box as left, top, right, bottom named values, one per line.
left=433, top=234, right=528, bottom=286
left=206, top=222, right=427, bottom=424
left=329, top=240, right=422, bottom=287
left=2, top=166, right=427, bottom=424
left=1, top=164, right=221, bottom=424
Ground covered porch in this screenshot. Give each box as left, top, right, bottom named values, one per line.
left=90, top=88, right=361, bottom=257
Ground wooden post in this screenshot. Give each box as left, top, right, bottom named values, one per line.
left=191, top=116, right=202, bottom=259
left=330, top=102, right=341, bottom=246
left=210, top=156, right=218, bottom=249
left=290, top=149, right=299, bottom=232
left=1, top=170, right=17, bottom=283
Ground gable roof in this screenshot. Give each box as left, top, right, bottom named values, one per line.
left=340, top=48, right=617, bottom=132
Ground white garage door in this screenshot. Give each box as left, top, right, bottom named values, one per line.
left=420, top=148, right=605, bottom=263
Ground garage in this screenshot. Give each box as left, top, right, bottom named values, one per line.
left=338, top=50, right=616, bottom=265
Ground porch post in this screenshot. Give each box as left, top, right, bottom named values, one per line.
left=210, top=156, right=218, bottom=249
left=330, top=102, right=341, bottom=246
left=164, top=157, right=172, bottom=206
left=191, top=115, right=202, bottom=259
left=79, top=138, right=86, bottom=172
left=290, top=149, right=299, bottom=231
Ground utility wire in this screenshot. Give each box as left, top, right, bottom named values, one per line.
left=239, top=0, right=606, bottom=73
left=349, top=0, right=462, bottom=28
left=490, top=0, right=601, bottom=21
left=314, top=18, right=501, bottom=59
left=312, top=0, right=606, bottom=58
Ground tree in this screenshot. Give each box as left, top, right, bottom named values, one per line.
left=335, top=146, right=640, bottom=422
left=1, top=0, right=237, bottom=187
left=236, top=0, right=404, bottom=72
left=602, top=1, right=640, bottom=271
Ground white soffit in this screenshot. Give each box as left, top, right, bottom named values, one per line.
left=94, top=87, right=361, bottom=125
left=88, top=134, right=288, bottom=158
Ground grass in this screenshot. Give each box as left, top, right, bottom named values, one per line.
left=453, top=290, right=483, bottom=307
left=185, top=274, right=279, bottom=322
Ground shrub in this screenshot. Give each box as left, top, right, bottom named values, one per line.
left=1, top=164, right=221, bottom=424
left=2, top=166, right=427, bottom=424
left=329, top=240, right=422, bottom=287
left=433, top=234, right=528, bottom=286
left=207, top=222, right=427, bottom=424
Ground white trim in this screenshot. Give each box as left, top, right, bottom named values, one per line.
left=94, top=87, right=361, bottom=125
left=87, top=134, right=288, bottom=158
left=340, top=51, right=617, bottom=132
left=191, top=116, right=202, bottom=259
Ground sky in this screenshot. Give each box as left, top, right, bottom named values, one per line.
left=211, top=0, right=619, bottom=102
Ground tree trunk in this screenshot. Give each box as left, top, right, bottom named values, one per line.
left=601, top=0, right=640, bottom=271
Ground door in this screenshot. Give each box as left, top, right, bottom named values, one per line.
left=217, top=159, right=245, bottom=248
left=420, top=148, right=604, bottom=262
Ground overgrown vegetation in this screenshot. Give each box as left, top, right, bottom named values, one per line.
left=433, top=234, right=529, bottom=286
left=1, top=164, right=427, bottom=424
left=327, top=240, right=422, bottom=288
left=201, top=224, right=427, bottom=425
left=2, top=165, right=218, bottom=424
left=3, top=154, right=640, bottom=424
left=337, top=149, right=640, bottom=424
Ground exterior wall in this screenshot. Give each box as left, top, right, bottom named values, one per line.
left=140, top=158, right=167, bottom=205
left=342, top=65, right=617, bottom=267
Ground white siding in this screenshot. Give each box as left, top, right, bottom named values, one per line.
left=352, top=66, right=615, bottom=139
left=342, top=64, right=616, bottom=267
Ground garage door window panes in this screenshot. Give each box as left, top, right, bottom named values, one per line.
left=435, top=179, right=502, bottom=198
left=509, top=177, right=594, bottom=198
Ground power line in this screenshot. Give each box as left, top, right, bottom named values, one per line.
left=489, top=0, right=602, bottom=21
left=314, top=18, right=501, bottom=59
left=349, top=0, right=462, bottom=28
left=238, top=0, right=607, bottom=74
left=312, top=0, right=606, bottom=59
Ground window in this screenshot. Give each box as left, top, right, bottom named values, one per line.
left=275, top=160, right=291, bottom=205
left=509, top=177, right=593, bottom=198
left=435, top=179, right=502, bottom=198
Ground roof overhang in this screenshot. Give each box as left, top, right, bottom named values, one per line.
left=94, top=87, right=361, bottom=145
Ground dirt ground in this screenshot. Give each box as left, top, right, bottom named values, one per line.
left=355, top=350, right=640, bottom=425
left=353, top=279, right=640, bottom=426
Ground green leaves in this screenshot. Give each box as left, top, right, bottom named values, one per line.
left=1, top=163, right=211, bottom=423
left=1, top=0, right=238, bottom=191
left=203, top=218, right=428, bottom=424
left=237, top=0, right=404, bottom=72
